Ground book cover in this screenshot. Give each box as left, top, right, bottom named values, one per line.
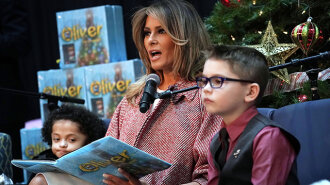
left=84, top=59, right=145, bottom=119
left=20, top=128, right=50, bottom=183
left=20, top=128, right=49, bottom=160
left=37, top=67, right=88, bottom=122
left=12, top=136, right=171, bottom=185
left=56, top=5, right=127, bottom=68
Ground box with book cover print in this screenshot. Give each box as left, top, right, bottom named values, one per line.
left=56, top=5, right=127, bottom=68
left=20, top=128, right=50, bottom=183
left=12, top=136, right=171, bottom=185
left=37, top=67, right=88, bottom=122
left=84, top=59, right=145, bottom=119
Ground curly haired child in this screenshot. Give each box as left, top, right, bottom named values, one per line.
left=28, top=104, right=106, bottom=185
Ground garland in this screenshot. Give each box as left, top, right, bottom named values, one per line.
left=259, top=80, right=330, bottom=108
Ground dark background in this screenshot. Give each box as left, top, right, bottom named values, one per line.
left=0, top=0, right=217, bottom=182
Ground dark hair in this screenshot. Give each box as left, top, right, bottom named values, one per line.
left=204, top=45, right=269, bottom=104
left=42, top=104, right=106, bottom=146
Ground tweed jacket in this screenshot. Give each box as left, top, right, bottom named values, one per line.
left=106, top=80, right=222, bottom=185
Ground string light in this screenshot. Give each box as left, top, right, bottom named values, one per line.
left=259, top=10, right=263, bottom=16
left=301, top=5, right=310, bottom=15
left=283, top=31, right=288, bottom=34
left=252, top=0, right=256, bottom=5
left=231, top=35, right=235, bottom=41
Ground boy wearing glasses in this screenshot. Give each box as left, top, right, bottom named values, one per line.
left=196, top=45, right=300, bottom=185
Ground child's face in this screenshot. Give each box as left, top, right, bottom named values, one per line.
left=51, top=119, right=88, bottom=158
left=201, top=59, right=252, bottom=123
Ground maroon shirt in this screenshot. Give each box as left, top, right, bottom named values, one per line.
left=207, top=106, right=296, bottom=185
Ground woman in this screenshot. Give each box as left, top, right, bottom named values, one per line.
left=103, top=0, right=222, bottom=184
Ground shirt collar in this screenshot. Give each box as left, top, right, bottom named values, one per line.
left=225, top=106, right=258, bottom=142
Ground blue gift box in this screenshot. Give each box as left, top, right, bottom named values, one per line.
left=84, top=59, right=145, bottom=119
left=56, top=5, right=127, bottom=68
left=20, top=128, right=49, bottom=183
left=37, top=67, right=88, bottom=122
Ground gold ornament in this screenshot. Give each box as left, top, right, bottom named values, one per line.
left=248, top=21, right=298, bottom=83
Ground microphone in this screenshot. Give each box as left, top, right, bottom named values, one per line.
left=139, top=73, right=160, bottom=113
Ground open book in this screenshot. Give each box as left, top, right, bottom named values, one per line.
left=12, top=136, right=171, bottom=185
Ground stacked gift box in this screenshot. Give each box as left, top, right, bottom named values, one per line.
left=20, top=5, right=145, bottom=183
left=37, top=58, right=145, bottom=122
left=37, top=67, right=88, bottom=122
left=20, top=126, right=49, bottom=183
left=37, top=4, right=146, bottom=122
left=57, top=5, right=127, bottom=68
left=84, top=59, right=145, bottom=119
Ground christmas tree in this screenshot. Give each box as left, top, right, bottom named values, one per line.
left=206, top=0, right=329, bottom=48
left=205, top=0, right=330, bottom=107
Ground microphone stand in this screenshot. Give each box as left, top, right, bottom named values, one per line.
left=0, top=87, right=85, bottom=111
left=269, top=51, right=330, bottom=71
left=269, top=51, right=330, bottom=101
left=157, top=86, right=199, bottom=99
left=305, top=68, right=321, bottom=100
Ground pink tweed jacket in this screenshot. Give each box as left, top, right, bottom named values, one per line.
left=106, top=80, right=222, bottom=185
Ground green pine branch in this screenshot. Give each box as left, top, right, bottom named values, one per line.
left=205, top=0, right=330, bottom=49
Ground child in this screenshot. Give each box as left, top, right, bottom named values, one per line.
left=196, top=45, right=300, bottom=185
left=28, top=104, right=106, bottom=185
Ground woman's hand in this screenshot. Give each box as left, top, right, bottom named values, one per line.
left=103, top=168, right=147, bottom=185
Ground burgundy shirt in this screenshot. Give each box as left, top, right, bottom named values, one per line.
left=106, top=80, right=223, bottom=185
left=207, top=106, right=296, bottom=185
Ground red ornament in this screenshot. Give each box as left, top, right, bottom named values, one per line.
left=220, top=0, right=241, bottom=7
left=298, top=94, right=308, bottom=102
left=291, top=17, right=324, bottom=56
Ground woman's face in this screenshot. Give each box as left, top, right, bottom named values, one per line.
left=143, top=16, right=175, bottom=74
left=51, top=119, right=88, bottom=158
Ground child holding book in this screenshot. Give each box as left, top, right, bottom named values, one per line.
left=196, top=45, right=300, bottom=185
left=28, top=104, right=106, bottom=185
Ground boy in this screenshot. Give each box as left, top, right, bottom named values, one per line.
left=196, top=45, right=300, bottom=185
left=29, top=104, right=106, bottom=185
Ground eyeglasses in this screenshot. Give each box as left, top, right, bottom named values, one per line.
left=196, top=76, right=255, bottom=89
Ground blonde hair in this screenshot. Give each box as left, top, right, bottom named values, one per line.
left=126, top=0, right=211, bottom=104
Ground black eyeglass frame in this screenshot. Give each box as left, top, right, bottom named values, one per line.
left=196, top=76, right=255, bottom=89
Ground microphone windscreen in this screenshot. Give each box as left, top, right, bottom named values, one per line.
left=146, top=73, right=160, bottom=86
